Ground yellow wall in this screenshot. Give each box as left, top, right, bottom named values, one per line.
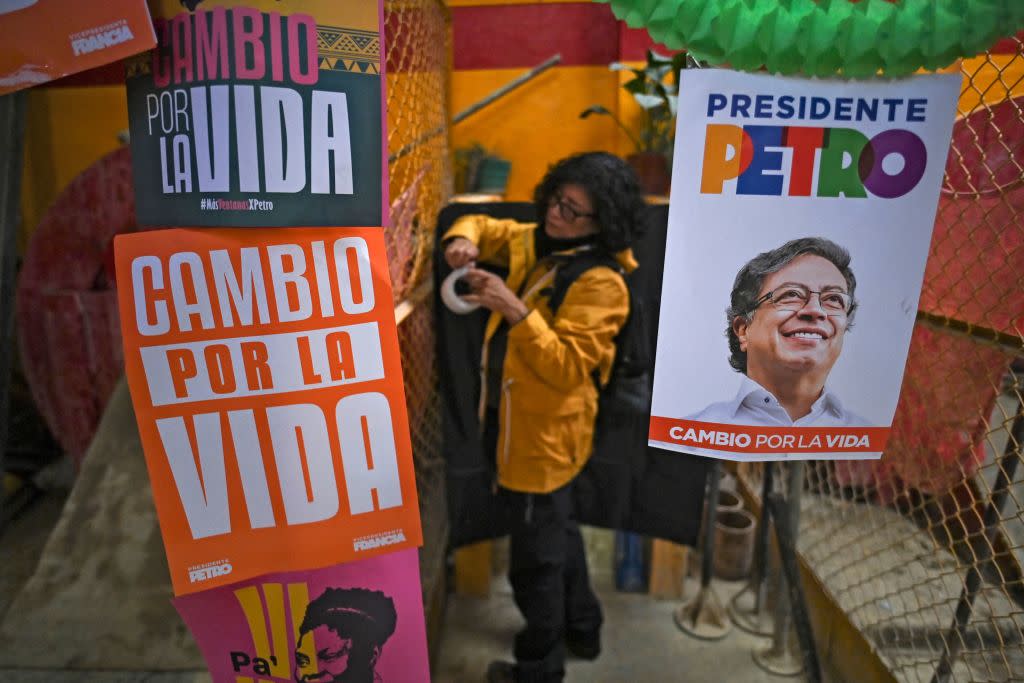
left=451, top=65, right=634, bottom=200
left=20, top=86, right=127, bottom=249
left=447, top=0, right=583, bottom=5
left=958, top=54, right=1024, bottom=116
left=451, top=52, right=1024, bottom=201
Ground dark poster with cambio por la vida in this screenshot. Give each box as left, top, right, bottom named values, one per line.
left=126, top=0, right=384, bottom=227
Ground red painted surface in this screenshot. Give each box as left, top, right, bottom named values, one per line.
left=835, top=97, right=1024, bottom=498
left=46, top=61, right=126, bottom=88
left=452, top=3, right=619, bottom=70
left=452, top=6, right=1022, bottom=69
left=991, top=30, right=1024, bottom=54
left=619, top=23, right=676, bottom=62
left=925, top=95, right=1024, bottom=336
left=834, top=326, right=1008, bottom=499
left=384, top=9, right=432, bottom=74
left=16, top=147, right=139, bottom=467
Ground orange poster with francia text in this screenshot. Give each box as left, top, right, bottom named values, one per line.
left=0, top=0, right=155, bottom=95
left=115, top=227, right=421, bottom=596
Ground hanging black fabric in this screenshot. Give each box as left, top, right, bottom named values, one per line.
left=433, top=202, right=709, bottom=548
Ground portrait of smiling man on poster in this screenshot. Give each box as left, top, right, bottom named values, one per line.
left=690, top=237, right=871, bottom=429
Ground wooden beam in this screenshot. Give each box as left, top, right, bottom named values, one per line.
left=454, top=540, right=493, bottom=597
left=647, top=539, right=688, bottom=599
left=0, top=92, right=26, bottom=531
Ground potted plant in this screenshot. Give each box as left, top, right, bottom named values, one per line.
left=581, top=49, right=688, bottom=195
left=453, top=142, right=512, bottom=197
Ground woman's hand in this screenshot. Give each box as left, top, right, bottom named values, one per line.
left=444, top=237, right=479, bottom=269
left=462, top=267, right=529, bottom=324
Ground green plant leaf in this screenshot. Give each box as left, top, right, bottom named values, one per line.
left=648, top=48, right=673, bottom=65
left=609, top=62, right=643, bottom=75
left=646, top=64, right=673, bottom=81
left=590, top=45, right=684, bottom=154
left=579, top=105, right=612, bottom=118
left=623, top=77, right=647, bottom=94
left=634, top=93, right=666, bottom=109
left=579, top=102, right=642, bottom=151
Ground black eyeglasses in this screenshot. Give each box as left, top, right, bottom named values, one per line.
left=551, top=193, right=594, bottom=223
left=752, top=283, right=852, bottom=316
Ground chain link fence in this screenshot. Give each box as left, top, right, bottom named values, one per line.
left=382, top=0, right=452, bottom=625
left=385, top=0, right=453, bottom=304
left=741, top=44, right=1024, bottom=683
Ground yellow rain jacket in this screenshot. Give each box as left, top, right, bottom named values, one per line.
left=444, top=215, right=637, bottom=494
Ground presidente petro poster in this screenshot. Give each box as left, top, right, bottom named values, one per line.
left=126, top=0, right=385, bottom=227
left=650, top=69, right=961, bottom=462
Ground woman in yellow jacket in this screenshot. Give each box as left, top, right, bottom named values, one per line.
left=443, top=152, right=647, bottom=683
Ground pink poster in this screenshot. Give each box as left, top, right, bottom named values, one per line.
left=173, top=548, right=429, bottom=683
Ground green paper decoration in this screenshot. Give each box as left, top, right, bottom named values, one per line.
left=601, top=0, right=1024, bottom=78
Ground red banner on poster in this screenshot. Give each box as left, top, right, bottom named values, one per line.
left=0, top=0, right=154, bottom=94
left=649, top=417, right=891, bottom=460
left=114, top=226, right=422, bottom=595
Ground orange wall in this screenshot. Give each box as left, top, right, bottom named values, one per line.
left=957, top=53, right=1024, bottom=116
left=452, top=65, right=632, bottom=200
left=449, top=0, right=649, bottom=199
left=451, top=51, right=1024, bottom=199
left=20, top=86, right=127, bottom=249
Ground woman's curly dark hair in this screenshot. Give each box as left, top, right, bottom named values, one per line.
left=533, top=151, right=647, bottom=253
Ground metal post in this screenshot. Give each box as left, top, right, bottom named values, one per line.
left=754, top=462, right=807, bottom=677
left=730, top=462, right=775, bottom=635
left=930, top=407, right=1024, bottom=683
left=675, top=461, right=732, bottom=639
left=767, top=473, right=821, bottom=683
left=755, top=562, right=801, bottom=677
left=0, top=92, right=26, bottom=532
left=753, top=462, right=775, bottom=610
left=701, top=461, right=721, bottom=587
left=785, top=462, right=821, bottom=681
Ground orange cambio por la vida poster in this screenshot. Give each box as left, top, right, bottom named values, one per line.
left=114, top=226, right=422, bottom=596
left=0, top=0, right=155, bottom=94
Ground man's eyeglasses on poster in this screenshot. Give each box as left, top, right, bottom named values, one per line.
left=752, top=284, right=852, bottom=315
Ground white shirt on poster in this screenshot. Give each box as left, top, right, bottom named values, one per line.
left=688, top=375, right=873, bottom=428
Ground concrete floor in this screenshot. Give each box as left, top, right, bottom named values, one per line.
left=434, top=531, right=817, bottom=683
left=1, top=491, right=821, bottom=683
left=0, top=489, right=64, bottom=618
left=0, top=484, right=206, bottom=683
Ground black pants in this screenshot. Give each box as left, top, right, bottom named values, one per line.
left=500, top=484, right=603, bottom=682
left=484, top=408, right=602, bottom=682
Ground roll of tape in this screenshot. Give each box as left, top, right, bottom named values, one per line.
left=440, top=265, right=480, bottom=315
